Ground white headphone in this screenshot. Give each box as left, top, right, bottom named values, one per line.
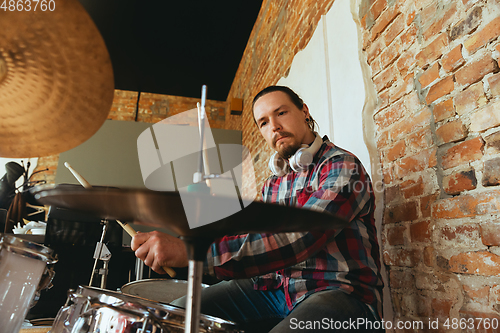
left=268, top=132, right=323, bottom=176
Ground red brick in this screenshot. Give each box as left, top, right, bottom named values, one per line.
left=425, top=76, right=454, bottom=104
left=380, top=39, right=403, bottom=68
left=385, top=140, right=406, bottom=162
left=410, top=220, right=432, bottom=243
left=400, top=24, right=418, bottom=50
left=423, top=3, right=458, bottom=42
left=449, top=6, right=482, bottom=42
left=383, top=164, right=395, bottom=185
left=385, top=184, right=402, bottom=205
left=374, top=99, right=406, bottom=129
left=400, top=177, right=425, bottom=198
left=383, top=248, right=416, bottom=267
left=470, top=100, right=500, bottom=132
left=484, top=130, right=500, bottom=153
left=480, top=221, right=500, bottom=246
left=416, top=33, right=449, bottom=67
left=431, top=298, right=454, bottom=318
left=443, top=168, right=477, bottom=195
left=420, top=3, right=437, bottom=24
left=483, top=157, right=500, bottom=187
left=367, top=37, right=384, bottom=64
left=405, top=90, right=422, bottom=114
left=449, top=251, right=500, bottom=275
left=440, top=224, right=480, bottom=242
left=455, top=53, right=498, bottom=87
left=424, top=246, right=434, bottom=266
left=488, top=72, right=500, bottom=96
left=391, top=107, right=432, bottom=141
left=384, top=14, right=406, bottom=46
left=373, top=65, right=398, bottom=92
left=464, top=16, right=500, bottom=55
left=419, top=63, right=440, bottom=88
left=406, top=9, right=416, bottom=26
left=378, top=88, right=390, bottom=109
left=371, top=6, right=401, bottom=41
left=454, top=81, right=486, bottom=115
left=433, top=189, right=500, bottom=219
left=435, top=119, right=467, bottom=145
left=433, top=98, right=455, bottom=122
left=407, top=127, right=433, bottom=152
left=396, top=48, right=417, bottom=74
left=389, top=72, right=413, bottom=103
left=370, top=0, right=387, bottom=21
left=395, top=148, right=437, bottom=178
left=377, top=129, right=390, bottom=148
left=441, top=44, right=465, bottom=72
left=387, top=224, right=406, bottom=245
left=389, top=269, right=414, bottom=289
left=385, top=200, right=419, bottom=224
left=441, top=137, right=484, bottom=170
left=463, top=285, right=490, bottom=304
left=421, top=192, right=439, bottom=218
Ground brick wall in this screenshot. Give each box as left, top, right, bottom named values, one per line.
left=32, top=89, right=227, bottom=184
left=360, top=0, right=500, bottom=327
left=226, top=0, right=500, bottom=327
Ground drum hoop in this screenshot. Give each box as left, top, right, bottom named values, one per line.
left=76, top=285, right=242, bottom=331
left=0, top=233, right=57, bottom=263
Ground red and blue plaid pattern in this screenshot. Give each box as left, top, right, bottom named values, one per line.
left=206, top=137, right=383, bottom=315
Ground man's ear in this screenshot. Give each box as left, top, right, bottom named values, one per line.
left=302, top=103, right=310, bottom=119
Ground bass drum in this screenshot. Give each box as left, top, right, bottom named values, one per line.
left=121, top=278, right=208, bottom=304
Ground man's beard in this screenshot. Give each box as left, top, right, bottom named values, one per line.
left=273, top=131, right=301, bottom=160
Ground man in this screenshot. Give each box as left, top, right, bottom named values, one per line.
left=132, top=86, right=383, bottom=332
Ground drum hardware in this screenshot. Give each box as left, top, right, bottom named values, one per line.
left=121, top=279, right=209, bottom=304
left=51, top=285, right=243, bottom=333
left=89, top=219, right=112, bottom=289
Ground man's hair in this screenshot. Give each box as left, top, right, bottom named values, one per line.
left=252, top=85, right=317, bottom=132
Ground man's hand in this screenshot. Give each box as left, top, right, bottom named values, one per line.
left=131, top=230, right=188, bottom=274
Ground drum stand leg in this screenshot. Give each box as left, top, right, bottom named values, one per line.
left=181, top=236, right=213, bottom=333
left=89, top=219, right=112, bottom=288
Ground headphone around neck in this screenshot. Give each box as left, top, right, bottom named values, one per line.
left=268, top=132, right=323, bottom=177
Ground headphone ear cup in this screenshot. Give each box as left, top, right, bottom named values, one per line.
left=289, top=148, right=313, bottom=172
left=268, top=152, right=288, bottom=177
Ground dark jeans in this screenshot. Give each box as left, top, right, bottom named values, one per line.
left=171, top=279, right=383, bottom=332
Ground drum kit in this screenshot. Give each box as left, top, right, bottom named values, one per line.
left=0, top=1, right=346, bottom=332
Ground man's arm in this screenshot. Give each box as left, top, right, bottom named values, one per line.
left=207, top=154, right=373, bottom=279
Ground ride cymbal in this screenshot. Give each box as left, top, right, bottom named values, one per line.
left=0, top=0, right=114, bottom=157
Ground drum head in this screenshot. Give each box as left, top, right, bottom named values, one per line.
left=121, top=279, right=208, bottom=304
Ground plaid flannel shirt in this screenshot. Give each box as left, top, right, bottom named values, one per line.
left=206, top=136, right=383, bottom=315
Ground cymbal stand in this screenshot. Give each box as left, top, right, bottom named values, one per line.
left=89, top=219, right=112, bottom=289
left=181, top=236, right=213, bottom=333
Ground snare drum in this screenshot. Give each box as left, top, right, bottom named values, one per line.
left=50, top=285, right=242, bottom=333
left=121, top=279, right=208, bottom=304
left=0, top=234, right=57, bottom=333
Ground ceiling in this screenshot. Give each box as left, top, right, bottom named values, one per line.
left=78, top=0, right=263, bottom=102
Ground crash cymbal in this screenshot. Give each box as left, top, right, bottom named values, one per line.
left=32, top=185, right=347, bottom=238
left=0, top=0, right=114, bottom=158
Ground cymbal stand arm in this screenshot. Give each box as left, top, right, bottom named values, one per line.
left=194, top=85, right=207, bottom=184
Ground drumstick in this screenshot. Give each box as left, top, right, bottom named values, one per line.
left=64, top=162, right=176, bottom=277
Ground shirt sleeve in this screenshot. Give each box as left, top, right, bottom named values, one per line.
left=205, top=154, right=373, bottom=280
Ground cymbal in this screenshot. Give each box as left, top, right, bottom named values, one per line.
left=32, top=185, right=348, bottom=238
left=0, top=0, right=114, bottom=158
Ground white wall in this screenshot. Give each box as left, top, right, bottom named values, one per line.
left=278, top=0, right=370, bottom=175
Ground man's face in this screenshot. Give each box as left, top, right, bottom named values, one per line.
left=253, top=91, right=313, bottom=159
